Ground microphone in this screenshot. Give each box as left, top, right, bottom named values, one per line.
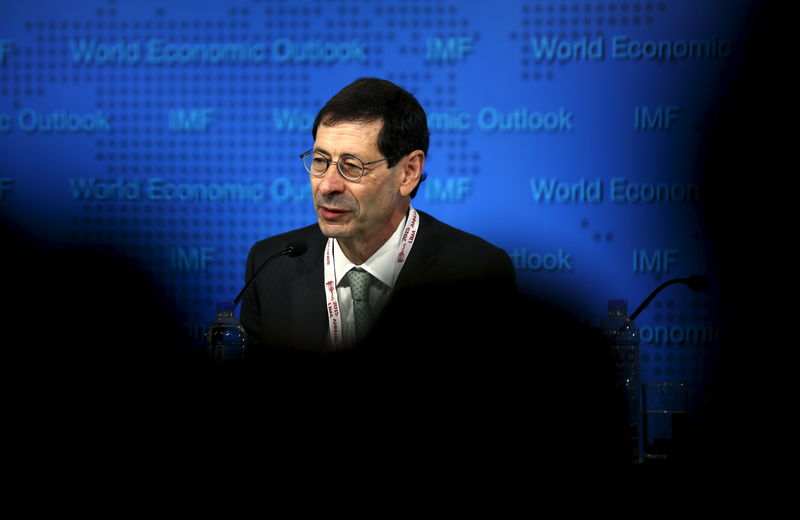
left=628, top=274, right=709, bottom=322
left=232, top=241, right=307, bottom=306
left=285, top=241, right=308, bottom=257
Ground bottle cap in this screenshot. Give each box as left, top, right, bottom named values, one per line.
left=216, top=301, right=235, bottom=311
left=608, top=299, right=628, bottom=314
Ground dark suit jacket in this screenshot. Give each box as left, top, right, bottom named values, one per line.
left=240, top=209, right=516, bottom=359
left=234, top=210, right=627, bottom=463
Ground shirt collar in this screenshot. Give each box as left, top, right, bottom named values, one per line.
left=333, top=213, right=408, bottom=289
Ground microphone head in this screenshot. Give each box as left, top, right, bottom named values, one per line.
left=286, top=241, right=307, bottom=257
left=686, top=274, right=709, bottom=291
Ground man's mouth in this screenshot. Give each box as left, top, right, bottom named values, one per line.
left=319, top=206, right=350, bottom=220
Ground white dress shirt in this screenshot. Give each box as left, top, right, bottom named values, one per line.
left=332, top=213, right=407, bottom=347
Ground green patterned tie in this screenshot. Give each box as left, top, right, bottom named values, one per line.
left=347, top=268, right=374, bottom=344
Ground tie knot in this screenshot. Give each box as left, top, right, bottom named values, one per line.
left=347, top=268, right=372, bottom=302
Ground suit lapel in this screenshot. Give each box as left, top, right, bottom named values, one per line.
left=394, top=210, right=438, bottom=291
left=289, top=232, right=330, bottom=350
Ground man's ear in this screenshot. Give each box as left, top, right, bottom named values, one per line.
left=399, top=150, right=425, bottom=197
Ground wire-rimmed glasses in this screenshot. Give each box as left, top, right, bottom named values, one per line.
left=300, top=149, right=392, bottom=181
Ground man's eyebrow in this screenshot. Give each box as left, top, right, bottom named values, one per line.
left=313, top=147, right=364, bottom=159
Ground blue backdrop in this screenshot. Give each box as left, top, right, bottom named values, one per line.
left=1, top=1, right=770, bottom=424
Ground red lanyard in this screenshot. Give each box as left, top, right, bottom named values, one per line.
left=323, top=207, right=420, bottom=350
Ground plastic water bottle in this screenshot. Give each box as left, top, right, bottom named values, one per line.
left=205, top=301, right=247, bottom=363
left=600, top=299, right=643, bottom=463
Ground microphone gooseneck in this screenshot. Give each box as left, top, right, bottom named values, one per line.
left=628, top=274, right=709, bottom=322
left=232, top=241, right=307, bottom=306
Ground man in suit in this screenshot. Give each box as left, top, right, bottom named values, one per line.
left=240, top=77, right=515, bottom=362
left=236, top=78, right=626, bottom=463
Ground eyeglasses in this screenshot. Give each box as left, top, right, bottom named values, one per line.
left=300, top=149, right=392, bottom=181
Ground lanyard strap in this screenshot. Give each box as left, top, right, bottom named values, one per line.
left=324, top=207, right=420, bottom=350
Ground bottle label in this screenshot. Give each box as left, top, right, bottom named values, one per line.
left=613, top=344, right=637, bottom=364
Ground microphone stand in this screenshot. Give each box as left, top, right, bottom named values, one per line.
left=232, top=242, right=306, bottom=307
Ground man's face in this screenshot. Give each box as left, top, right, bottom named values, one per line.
left=310, top=120, right=408, bottom=250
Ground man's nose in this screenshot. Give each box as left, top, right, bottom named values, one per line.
left=315, top=166, right=347, bottom=197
